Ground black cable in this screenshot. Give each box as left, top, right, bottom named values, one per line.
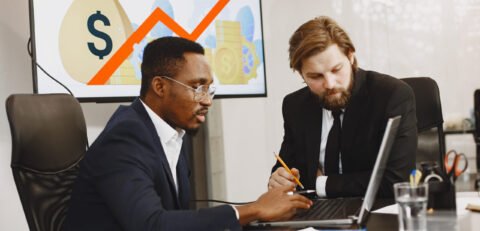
left=28, top=38, right=90, bottom=150
left=27, top=38, right=74, bottom=96
left=27, top=37, right=32, bottom=56
left=193, top=199, right=253, bottom=205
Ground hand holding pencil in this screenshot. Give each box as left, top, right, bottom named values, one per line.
left=268, top=152, right=305, bottom=190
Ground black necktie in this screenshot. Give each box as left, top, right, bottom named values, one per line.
left=325, top=109, right=342, bottom=175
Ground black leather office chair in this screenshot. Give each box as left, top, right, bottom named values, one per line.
left=401, top=77, right=446, bottom=172
left=6, top=94, right=87, bottom=231
left=401, top=78, right=457, bottom=210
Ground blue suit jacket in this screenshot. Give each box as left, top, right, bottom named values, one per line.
left=64, top=99, right=240, bottom=231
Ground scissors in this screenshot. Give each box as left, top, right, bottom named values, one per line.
left=444, top=150, right=468, bottom=181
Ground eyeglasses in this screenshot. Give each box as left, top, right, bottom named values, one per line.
left=160, top=76, right=216, bottom=102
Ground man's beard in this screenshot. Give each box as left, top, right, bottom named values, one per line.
left=186, top=128, right=199, bottom=136
left=185, top=108, right=209, bottom=136
left=319, top=74, right=354, bottom=111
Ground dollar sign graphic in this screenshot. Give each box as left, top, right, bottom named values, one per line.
left=87, top=11, right=113, bottom=60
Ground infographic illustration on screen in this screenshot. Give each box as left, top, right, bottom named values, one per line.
left=30, top=0, right=266, bottom=101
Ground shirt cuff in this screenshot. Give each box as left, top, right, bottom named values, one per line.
left=230, top=205, right=239, bottom=219
left=316, top=176, right=328, bottom=197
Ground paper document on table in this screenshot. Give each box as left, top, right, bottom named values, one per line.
left=372, top=192, right=480, bottom=215
left=298, top=228, right=366, bottom=231
left=298, top=228, right=317, bottom=231
left=456, top=192, right=480, bottom=216
left=466, top=203, right=480, bottom=212
left=372, top=204, right=398, bottom=214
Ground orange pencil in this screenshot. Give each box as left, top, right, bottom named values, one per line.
left=273, top=152, right=305, bottom=189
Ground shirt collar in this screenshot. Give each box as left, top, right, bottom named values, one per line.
left=324, top=108, right=344, bottom=118
left=140, top=99, right=185, bottom=144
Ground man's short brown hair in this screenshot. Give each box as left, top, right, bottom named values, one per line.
left=289, top=16, right=357, bottom=73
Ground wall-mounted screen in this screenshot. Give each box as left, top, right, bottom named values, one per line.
left=29, top=0, right=266, bottom=102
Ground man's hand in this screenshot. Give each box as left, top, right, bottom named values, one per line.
left=268, top=167, right=300, bottom=190
left=254, top=185, right=312, bottom=221
left=237, top=185, right=312, bottom=225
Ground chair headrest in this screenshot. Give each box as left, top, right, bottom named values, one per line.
left=6, top=94, right=87, bottom=173
left=401, top=77, right=444, bottom=132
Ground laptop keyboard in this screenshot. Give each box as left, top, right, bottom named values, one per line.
left=292, top=198, right=362, bottom=221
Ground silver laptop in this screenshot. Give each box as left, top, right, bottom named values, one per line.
left=250, top=116, right=402, bottom=228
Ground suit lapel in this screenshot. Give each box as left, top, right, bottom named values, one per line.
left=131, top=99, right=181, bottom=208
left=160, top=158, right=181, bottom=208
left=176, top=144, right=191, bottom=209
left=304, top=91, right=323, bottom=183
left=342, top=69, right=368, bottom=159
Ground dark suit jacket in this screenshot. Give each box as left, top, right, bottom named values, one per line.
left=64, top=99, right=240, bottom=231
left=273, top=69, right=417, bottom=198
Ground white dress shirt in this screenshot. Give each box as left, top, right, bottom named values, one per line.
left=141, top=101, right=240, bottom=219
left=316, top=108, right=344, bottom=197
left=141, top=100, right=185, bottom=193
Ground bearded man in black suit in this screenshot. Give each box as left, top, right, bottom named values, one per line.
left=268, top=16, right=417, bottom=198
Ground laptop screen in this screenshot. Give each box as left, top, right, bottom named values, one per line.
left=357, top=115, right=401, bottom=224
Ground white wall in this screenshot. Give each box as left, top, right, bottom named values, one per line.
left=1, top=0, right=480, bottom=229
left=0, top=0, right=32, bottom=229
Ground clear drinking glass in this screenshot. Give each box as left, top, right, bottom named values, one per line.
left=394, top=182, right=428, bottom=231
